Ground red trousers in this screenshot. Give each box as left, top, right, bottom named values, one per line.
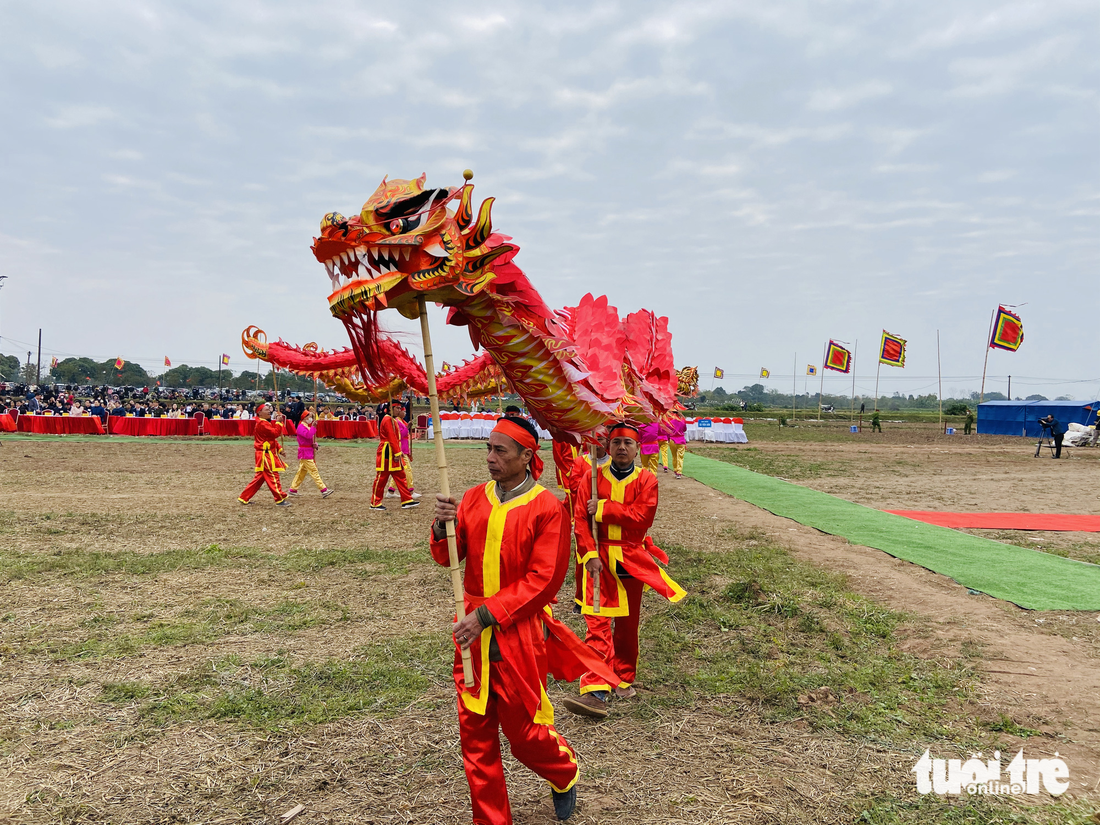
left=371, top=464, right=412, bottom=506
left=580, top=576, right=644, bottom=693
left=458, top=664, right=579, bottom=825
left=239, top=469, right=285, bottom=503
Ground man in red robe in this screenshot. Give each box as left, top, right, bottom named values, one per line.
left=371, top=403, right=416, bottom=510
left=432, top=416, right=618, bottom=824
left=238, top=403, right=291, bottom=506
left=564, top=422, right=686, bottom=718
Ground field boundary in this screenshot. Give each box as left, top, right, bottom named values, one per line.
left=682, top=452, right=1100, bottom=611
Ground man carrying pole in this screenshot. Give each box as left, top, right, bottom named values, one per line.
left=563, top=422, right=686, bottom=718
left=432, top=414, right=618, bottom=823
left=237, top=403, right=291, bottom=507
left=370, top=403, right=416, bottom=511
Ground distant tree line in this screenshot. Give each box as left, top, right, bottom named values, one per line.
left=2, top=353, right=320, bottom=392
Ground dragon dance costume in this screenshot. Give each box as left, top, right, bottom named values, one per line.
left=238, top=412, right=288, bottom=504
left=573, top=427, right=686, bottom=695
left=638, top=420, right=661, bottom=475
left=666, top=415, right=687, bottom=477
left=431, top=419, right=619, bottom=825
left=371, top=412, right=413, bottom=506
left=551, top=438, right=577, bottom=492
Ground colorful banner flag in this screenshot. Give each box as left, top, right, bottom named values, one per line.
left=759, top=368, right=770, bottom=378
left=806, top=365, right=817, bottom=376
left=879, top=331, right=906, bottom=367
left=441, top=362, right=453, bottom=372
left=824, top=341, right=851, bottom=373
left=50, top=357, right=59, bottom=369
left=990, top=306, right=1023, bottom=352
left=713, top=367, right=725, bottom=379
left=114, top=357, right=125, bottom=370
left=221, top=353, right=231, bottom=366
left=164, top=356, right=172, bottom=368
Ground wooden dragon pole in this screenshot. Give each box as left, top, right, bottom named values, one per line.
left=419, top=294, right=474, bottom=687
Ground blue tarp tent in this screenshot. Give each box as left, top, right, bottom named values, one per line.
left=977, top=400, right=1099, bottom=437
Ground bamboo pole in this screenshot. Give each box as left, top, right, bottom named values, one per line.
left=418, top=295, right=474, bottom=687
left=589, top=445, right=601, bottom=613
left=874, top=358, right=882, bottom=412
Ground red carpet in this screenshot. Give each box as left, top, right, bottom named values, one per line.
left=886, top=511, right=1100, bottom=532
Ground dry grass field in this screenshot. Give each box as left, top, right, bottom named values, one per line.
left=1, top=428, right=1097, bottom=824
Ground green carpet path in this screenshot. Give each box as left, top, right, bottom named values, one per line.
left=682, top=452, right=1100, bottom=611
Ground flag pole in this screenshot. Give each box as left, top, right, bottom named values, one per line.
left=850, top=340, right=858, bottom=423
left=792, top=352, right=796, bottom=424
left=874, top=358, right=882, bottom=412
left=979, top=307, right=995, bottom=404
left=418, top=294, right=475, bottom=688
left=937, top=330, right=943, bottom=430
left=817, top=342, right=826, bottom=417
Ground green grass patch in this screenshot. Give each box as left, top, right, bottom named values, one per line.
left=632, top=528, right=977, bottom=745
left=689, top=445, right=851, bottom=480
left=851, top=794, right=1097, bottom=824
left=0, top=541, right=425, bottom=581
left=134, top=637, right=449, bottom=729
left=32, top=598, right=351, bottom=660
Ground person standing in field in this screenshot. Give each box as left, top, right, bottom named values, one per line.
left=372, top=403, right=417, bottom=511
left=665, top=411, right=687, bottom=479
left=637, top=420, right=660, bottom=474
left=430, top=416, right=620, bottom=823
left=871, top=410, right=882, bottom=433
left=287, top=409, right=334, bottom=498
left=238, top=403, right=291, bottom=507
left=564, top=422, right=686, bottom=719
left=964, top=407, right=974, bottom=435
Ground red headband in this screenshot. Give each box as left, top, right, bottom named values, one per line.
left=608, top=424, right=639, bottom=442
left=255, top=403, right=269, bottom=415
left=493, top=418, right=544, bottom=479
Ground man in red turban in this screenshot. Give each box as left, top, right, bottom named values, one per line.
left=431, top=415, right=617, bottom=824
left=564, top=422, right=686, bottom=718
left=238, top=403, right=291, bottom=506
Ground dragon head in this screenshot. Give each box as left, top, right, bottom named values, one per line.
left=311, top=173, right=515, bottom=381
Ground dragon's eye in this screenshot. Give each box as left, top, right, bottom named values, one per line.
left=388, top=218, right=407, bottom=234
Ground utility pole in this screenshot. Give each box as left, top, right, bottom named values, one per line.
left=36, top=328, right=42, bottom=384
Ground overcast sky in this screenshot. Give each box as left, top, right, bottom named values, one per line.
left=1, top=1, right=1096, bottom=400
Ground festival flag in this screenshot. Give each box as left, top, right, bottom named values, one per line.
left=990, top=306, right=1024, bottom=352
left=114, top=357, right=125, bottom=370
left=879, top=331, right=906, bottom=367
left=759, top=368, right=770, bottom=379
left=806, top=365, right=817, bottom=376
left=164, top=356, right=171, bottom=368
left=824, top=341, right=851, bottom=373
left=50, top=357, right=59, bottom=369
left=221, top=353, right=231, bottom=366
left=441, top=362, right=453, bottom=373
left=713, top=367, right=725, bottom=379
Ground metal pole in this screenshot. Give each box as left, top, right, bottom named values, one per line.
left=1007, top=375, right=1011, bottom=401
left=418, top=295, right=474, bottom=687
left=979, top=307, right=995, bottom=404
left=36, top=328, right=41, bottom=384
left=792, top=352, right=796, bottom=424
left=937, top=330, right=943, bottom=430
left=850, top=340, right=858, bottom=423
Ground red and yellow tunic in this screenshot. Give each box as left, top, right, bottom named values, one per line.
left=431, top=481, right=571, bottom=718
left=573, top=463, right=686, bottom=617
left=375, top=414, right=404, bottom=472
left=551, top=438, right=578, bottom=491
left=253, top=418, right=287, bottom=472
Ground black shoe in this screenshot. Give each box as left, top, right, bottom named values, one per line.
left=571, top=602, right=582, bottom=614
left=369, top=504, right=386, bottom=511
left=552, top=785, right=577, bottom=820
left=401, top=500, right=420, bottom=509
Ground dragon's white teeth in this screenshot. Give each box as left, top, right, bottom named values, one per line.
left=325, top=260, right=335, bottom=277
left=423, top=242, right=446, bottom=257
left=356, top=248, right=369, bottom=265
left=401, top=246, right=411, bottom=261
left=341, top=251, right=352, bottom=265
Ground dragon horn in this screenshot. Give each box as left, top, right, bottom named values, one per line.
left=464, top=197, right=496, bottom=250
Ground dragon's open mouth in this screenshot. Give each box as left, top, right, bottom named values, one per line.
left=323, top=241, right=451, bottom=318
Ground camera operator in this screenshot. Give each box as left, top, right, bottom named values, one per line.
left=1040, top=414, right=1065, bottom=459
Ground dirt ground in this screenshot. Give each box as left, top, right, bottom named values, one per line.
left=1, top=432, right=1098, bottom=823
